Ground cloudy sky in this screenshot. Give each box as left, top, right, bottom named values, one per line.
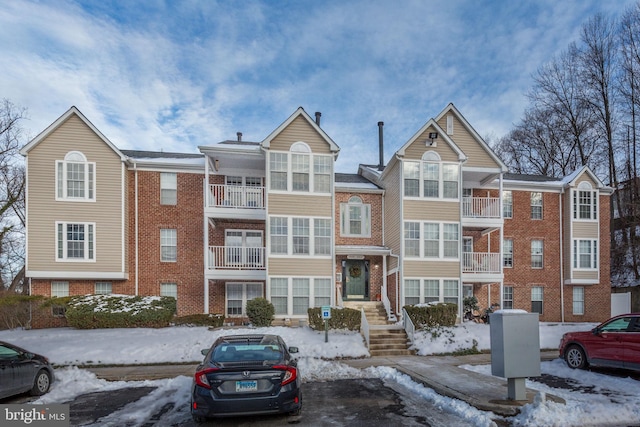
left=1, top=0, right=636, bottom=172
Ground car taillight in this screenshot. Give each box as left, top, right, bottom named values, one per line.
left=194, top=367, right=219, bottom=389
left=274, top=365, right=297, bottom=386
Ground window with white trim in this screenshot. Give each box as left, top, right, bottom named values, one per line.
left=268, top=143, right=332, bottom=194
left=226, top=283, right=262, bottom=317
left=95, top=282, right=112, bottom=295
left=531, top=240, right=543, bottom=269
left=573, top=286, right=585, bottom=315
left=503, top=191, right=512, bottom=218
left=404, top=221, right=459, bottom=259
left=503, top=286, right=513, bottom=309
left=56, top=151, right=95, bottom=201
left=340, top=196, right=371, bottom=237
left=160, top=172, right=177, bottom=205
left=403, top=278, right=459, bottom=305
left=503, top=238, right=513, bottom=268
left=160, top=229, right=177, bottom=262
left=531, top=286, right=543, bottom=314
left=531, top=192, right=543, bottom=219
left=56, top=222, right=95, bottom=261
left=573, top=182, right=598, bottom=220
left=270, top=216, right=332, bottom=257
left=403, top=152, right=459, bottom=200
left=573, top=239, right=598, bottom=269
left=270, top=277, right=331, bottom=316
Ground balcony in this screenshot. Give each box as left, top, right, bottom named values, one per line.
left=205, top=184, right=266, bottom=220
left=462, top=252, right=502, bottom=282
left=461, top=197, right=502, bottom=229
left=206, top=246, right=266, bottom=280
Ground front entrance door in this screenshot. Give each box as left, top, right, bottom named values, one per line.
left=344, top=260, right=368, bottom=300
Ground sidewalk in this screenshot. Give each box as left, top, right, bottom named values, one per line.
left=85, top=350, right=563, bottom=417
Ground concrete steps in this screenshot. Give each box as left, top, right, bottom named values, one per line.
left=343, top=301, right=414, bottom=357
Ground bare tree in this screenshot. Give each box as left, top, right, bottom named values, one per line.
left=0, top=99, right=27, bottom=293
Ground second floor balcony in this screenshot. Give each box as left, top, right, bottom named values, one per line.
left=205, top=184, right=266, bottom=220
left=462, top=196, right=500, bottom=219
left=462, top=252, right=501, bottom=274
left=206, top=246, right=266, bottom=280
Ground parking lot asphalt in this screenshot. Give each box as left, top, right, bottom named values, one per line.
left=83, top=350, right=562, bottom=417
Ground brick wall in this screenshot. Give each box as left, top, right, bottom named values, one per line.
left=334, top=192, right=383, bottom=246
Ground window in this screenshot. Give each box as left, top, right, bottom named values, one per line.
left=424, top=280, right=439, bottom=303
left=161, top=282, right=178, bottom=299
left=340, top=196, right=371, bottom=237
left=403, top=153, right=459, bottom=200
left=314, top=219, right=331, bottom=255
left=503, top=286, right=513, bottom=309
left=443, top=224, right=459, bottom=258
left=56, top=222, right=95, bottom=261
left=423, top=223, right=439, bottom=257
left=531, top=192, right=543, bottom=219
left=573, top=184, right=597, bottom=220
left=443, top=280, right=459, bottom=304
left=531, top=286, right=543, bottom=314
left=51, top=281, right=68, bottom=317
left=292, top=278, right=310, bottom=315
left=270, top=278, right=288, bottom=315
left=56, top=151, right=95, bottom=201
left=95, top=282, right=112, bottom=295
left=573, top=239, right=598, bottom=269
left=160, top=172, right=177, bottom=205
left=292, top=218, right=309, bottom=255
left=226, top=283, right=262, bottom=317
left=531, top=240, right=543, bottom=269
left=270, top=217, right=288, bottom=254
left=503, top=238, right=513, bottom=268
left=314, top=278, right=331, bottom=307
left=573, top=286, right=584, bottom=315
left=160, top=229, right=177, bottom=262
left=269, top=144, right=332, bottom=193
left=269, top=153, right=288, bottom=191
left=462, top=284, right=473, bottom=298
left=404, top=222, right=420, bottom=256
left=503, top=191, right=512, bottom=218
left=405, top=280, right=420, bottom=305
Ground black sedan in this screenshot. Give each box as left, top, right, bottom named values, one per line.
left=0, top=341, right=55, bottom=399
left=190, top=334, right=301, bottom=423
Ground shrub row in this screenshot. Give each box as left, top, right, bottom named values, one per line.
left=172, top=313, right=225, bottom=328
left=403, top=303, right=457, bottom=329
left=307, top=306, right=360, bottom=331
left=64, top=294, right=177, bottom=329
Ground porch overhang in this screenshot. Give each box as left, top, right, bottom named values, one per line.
left=335, top=245, right=392, bottom=256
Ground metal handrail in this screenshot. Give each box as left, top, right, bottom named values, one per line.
left=361, top=308, right=370, bottom=349
left=402, top=307, right=415, bottom=344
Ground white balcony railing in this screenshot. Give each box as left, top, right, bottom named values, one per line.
left=462, top=197, right=501, bottom=218
left=207, top=184, right=265, bottom=209
left=462, top=252, right=501, bottom=274
left=208, top=246, right=265, bottom=270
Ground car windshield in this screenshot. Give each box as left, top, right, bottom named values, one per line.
left=212, top=342, right=282, bottom=363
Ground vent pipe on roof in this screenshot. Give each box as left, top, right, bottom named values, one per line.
left=237, top=132, right=242, bottom=142
left=315, top=111, right=321, bottom=126
left=378, top=121, right=384, bottom=171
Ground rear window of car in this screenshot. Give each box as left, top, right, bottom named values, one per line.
left=212, top=343, right=282, bottom=363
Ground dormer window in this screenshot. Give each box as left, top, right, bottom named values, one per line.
left=403, top=151, right=459, bottom=199
left=573, top=182, right=598, bottom=220
left=268, top=142, right=332, bottom=194
left=56, top=151, right=95, bottom=201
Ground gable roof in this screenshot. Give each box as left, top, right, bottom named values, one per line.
left=395, top=119, right=466, bottom=161
left=261, top=107, right=340, bottom=154
left=19, top=106, right=127, bottom=161
left=435, top=103, right=508, bottom=172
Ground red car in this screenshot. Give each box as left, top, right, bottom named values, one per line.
left=559, top=313, right=640, bottom=371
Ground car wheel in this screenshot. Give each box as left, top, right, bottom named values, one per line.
left=565, top=345, right=587, bottom=369
left=30, top=370, right=51, bottom=396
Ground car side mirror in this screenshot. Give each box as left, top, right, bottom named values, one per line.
left=200, top=349, right=209, bottom=356
left=288, top=346, right=299, bottom=354
left=591, top=327, right=601, bottom=335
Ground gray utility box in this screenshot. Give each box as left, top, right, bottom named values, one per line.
left=490, top=310, right=540, bottom=400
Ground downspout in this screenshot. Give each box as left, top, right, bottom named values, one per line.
left=204, top=159, right=210, bottom=314
left=499, top=173, right=504, bottom=308
left=559, top=192, right=564, bottom=322
left=134, top=161, right=139, bottom=296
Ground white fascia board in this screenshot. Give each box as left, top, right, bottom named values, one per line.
left=27, top=271, right=129, bottom=280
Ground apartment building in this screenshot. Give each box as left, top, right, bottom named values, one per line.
left=20, top=104, right=613, bottom=328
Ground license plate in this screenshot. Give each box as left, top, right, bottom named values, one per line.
left=236, top=380, right=257, bottom=392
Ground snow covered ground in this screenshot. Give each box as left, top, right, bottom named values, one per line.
left=1, top=321, right=639, bottom=426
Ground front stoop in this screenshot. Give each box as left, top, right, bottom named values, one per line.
left=343, top=301, right=414, bottom=357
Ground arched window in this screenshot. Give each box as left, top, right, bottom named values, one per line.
left=574, top=181, right=597, bottom=220
left=56, top=151, right=95, bottom=201
left=340, top=195, right=371, bottom=237
left=268, top=142, right=332, bottom=193
left=403, top=151, right=458, bottom=199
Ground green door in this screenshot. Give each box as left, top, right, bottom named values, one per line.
left=344, top=260, right=367, bottom=300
